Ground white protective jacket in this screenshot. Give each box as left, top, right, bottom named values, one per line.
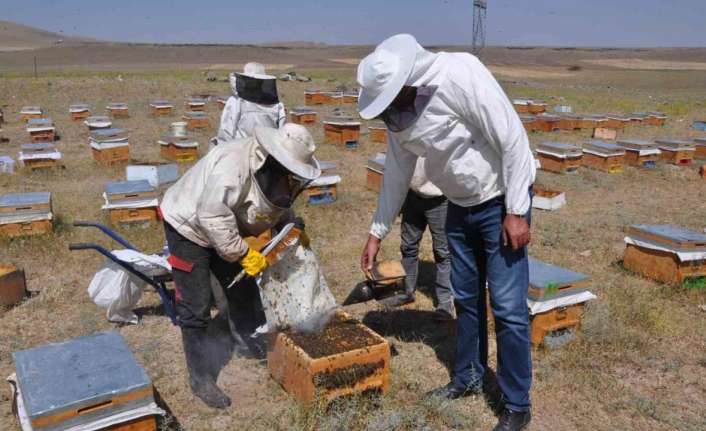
left=370, top=51, right=536, bottom=239
left=409, top=157, right=443, bottom=198
left=161, top=137, right=292, bottom=262
left=216, top=75, right=286, bottom=144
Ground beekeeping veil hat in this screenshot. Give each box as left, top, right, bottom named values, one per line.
left=356, top=34, right=420, bottom=120
left=235, top=62, right=280, bottom=104
left=239, top=62, right=276, bottom=80
left=254, top=124, right=321, bottom=180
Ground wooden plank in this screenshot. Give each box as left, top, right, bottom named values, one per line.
left=107, top=415, right=156, bottom=431
left=109, top=208, right=158, bottom=226
left=0, top=265, right=27, bottom=306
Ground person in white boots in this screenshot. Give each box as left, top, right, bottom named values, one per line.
left=160, top=123, right=320, bottom=408
left=356, top=34, right=535, bottom=431
left=215, top=62, right=286, bottom=146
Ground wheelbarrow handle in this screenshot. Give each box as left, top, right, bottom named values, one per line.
left=72, top=221, right=137, bottom=250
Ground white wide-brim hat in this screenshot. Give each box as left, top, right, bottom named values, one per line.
left=254, top=124, right=321, bottom=180
left=237, top=62, right=276, bottom=80
left=357, top=34, right=419, bottom=120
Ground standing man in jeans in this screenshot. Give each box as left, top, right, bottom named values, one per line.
left=357, top=34, right=536, bottom=431
left=382, top=157, right=454, bottom=320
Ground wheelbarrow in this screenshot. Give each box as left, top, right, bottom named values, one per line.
left=68, top=221, right=179, bottom=325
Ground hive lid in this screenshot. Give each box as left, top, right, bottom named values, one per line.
left=69, top=104, right=90, bottom=112
left=529, top=257, right=589, bottom=290
left=582, top=114, right=608, bottom=121
left=86, top=115, right=111, bottom=123
left=106, top=180, right=155, bottom=195
left=291, top=106, right=316, bottom=114
left=655, top=139, right=695, bottom=150
left=27, top=118, right=53, bottom=127
left=537, top=142, right=581, bottom=155
left=367, top=152, right=387, bottom=171
left=150, top=100, right=173, bottom=106
left=583, top=140, right=625, bottom=155
left=183, top=111, right=207, bottom=118
left=13, top=331, right=152, bottom=423
left=629, top=112, right=650, bottom=118
left=368, top=121, right=387, bottom=130
left=187, top=97, right=207, bottom=104
left=323, top=115, right=360, bottom=125
left=628, top=224, right=706, bottom=250
left=617, top=139, right=657, bottom=150
left=21, top=106, right=42, bottom=114
left=90, top=128, right=128, bottom=141
left=0, top=192, right=51, bottom=208
left=21, top=142, right=56, bottom=152
left=647, top=111, right=668, bottom=119
left=107, top=102, right=128, bottom=109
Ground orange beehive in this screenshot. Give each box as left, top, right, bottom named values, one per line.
left=20, top=106, right=43, bottom=122
left=290, top=107, right=317, bottom=125
left=159, top=134, right=200, bottom=162
left=150, top=100, right=174, bottom=116
left=323, top=116, right=361, bottom=148
left=0, top=192, right=53, bottom=238
left=90, top=128, right=130, bottom=166
left=304, top=89, right=327, bottom=106
left=693, top=138, right=706, bottom=159
left=617, top=139, right=660, bottom=168
left=107, top=103, right=130, bottom=118
left=342, top=91, right=358, bottom=104
left=366, top=153, right=386, bottom=192
left=69, top=104, right=91, bottom=121
left=656, top=139, right=695, bottom=166
left=536, top=142, right=582, bottom=174
left=26, top=118, right=55, bottom=143
left=603, top=114, right=631, bottom=129
left=186, top=98, right=207, bottom=111
left=0, top=264, right=27, bottom=307
left=368, top=122, right=387, bottom=143
left=582, top=140, right=625, bottom=173
left=183, top=111, right=210, bottom=131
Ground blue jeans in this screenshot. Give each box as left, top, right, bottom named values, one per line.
left=447, top=195, right=532, bottom=412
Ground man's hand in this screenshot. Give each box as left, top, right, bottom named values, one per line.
left=360, top=234, right=382, bottom=274
left=502, top=214, right=531, bottom=251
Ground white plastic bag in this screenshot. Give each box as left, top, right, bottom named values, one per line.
left=258, top=242, right=338, bottom=332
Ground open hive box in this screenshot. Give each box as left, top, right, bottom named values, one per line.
left=11, top=332, right=163, bottom=431
left=366, top=152, right=386, bottom=192
left=0, top=264, right=27, bottom=307
left=107, top=102, right=130, bottom=118
left=185, top=97, right=207, bottom=111
left=182, top=111, right=209, bottom=131
left=20, top=106, right=43, bottom=122
left=267, top=310, right=391, bottom=404
left=126, top=161, right=179, bottom=188
left=368, top=122, right=388, bottom=144
left=531, top=184, right=566, bottom=211
left=693, top=138, right=706, bottom=159
left=84, top=115, right=113, bottom=131
left=18, top=142, right=62, bottom=171
left=158, top=133, right=200, bottom=162
left=656, top=139, right=695, bottom=165
left=290, top=106, right=317, bottom=125
left=26, top=118, right=55, bottom=143
left=527, top=257, right=595, bottom=347
left=623, top=224, right=706, bottom=284
left=90, top=128, right=130, bottom=165
left=536, top=142, right=582, bottom=174
left=104, top=180, right=159, bottom=225
left=617, top=139, right=660, bottom=168
left=69, top=104, right=91, bottom=121
left=149, top=100, right=173, bottom=116
left=323, top=115, right=361, bottom=148
left=582, top=140, right=626, bottom=173
left=0, top=192, right=53, bottom=238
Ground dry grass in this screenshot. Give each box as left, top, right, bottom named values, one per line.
left=1, top=65, right=705, bottom=431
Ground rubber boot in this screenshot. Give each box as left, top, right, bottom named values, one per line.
left=181, top=327, right=232, bottom=409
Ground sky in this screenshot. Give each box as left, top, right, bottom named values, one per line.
left=4, top=0, right=706, bottom=47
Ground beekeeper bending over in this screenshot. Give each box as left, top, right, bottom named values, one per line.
left=215, top=62, right=286, bottom=145
left=160, top=123, right=320, bottom=409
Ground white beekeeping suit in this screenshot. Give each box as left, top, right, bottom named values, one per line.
left=215, top=63, right=286, bottom=146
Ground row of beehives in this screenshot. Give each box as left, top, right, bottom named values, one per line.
left=304, top=89, right=359, bottom=106
left=522, top=111, right=668, bottom=134
left=536, top=138, right=706, bottom=174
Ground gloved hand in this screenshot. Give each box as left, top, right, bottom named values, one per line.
left=240, top=248, right=268, bottom=277
left=300, top=230, right=311, bottom=249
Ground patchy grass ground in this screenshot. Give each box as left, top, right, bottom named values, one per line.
left=0, top=65, right=705, bottom=431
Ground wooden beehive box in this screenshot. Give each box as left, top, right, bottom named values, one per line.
left=267, top=311, right=390, bottom=404
left=520, top=115, right=539, bottom=133
left=623, top=224, right=706, bottom=284
left=183, top=111, right=210, bottom=131
left=534, top=114, right=561, bottom=132
left=693, top=138, right=706, bottom=159
left=527, top=101, right=547, bottom=115
left=530, top=302, right=586, bottom=347
left=290, top=107, right=317, bottom=125
left=90, top=128, right=130, bottom=166
left=366, top=153, right=386, bottom=192
left=592, top=127, right=617, bottom=141
left=84, top=115, right=113, bottom=131
left=186, top=97, right=207, bottom=111
left=104, top=180, right=159, bottom=225
left=19, top=142, right=62, bottom=171
left=555, top=114, right=582, bottom=131
left=617, top=139, right=659, bottom=168
left=0, top=192, right=53, bottom=238
left=580, top=115, right=608, bottom=130
left=343, top=91, right=359, bottom=104
left=150, top=100, right=173, bottom=116
left=12, top=332, right=159, bottom=431
left=536, top=142, right=582, bottom=174
left=656, top=139, right=695, bottom=165
left=629, top=112, right=649, bottom=125
left=513, top=99, right=531, bottom=114
left=646, top=112, right=668, bottom=127
left=368, top=122, right=387, bottom=143
left=0, top=264, right=27, bottom=307
left=158, top=134, right=200, bottom=162
left=582, top=140, right=626, bottom=173
left=323, top=116, right=361, bottom=148
left=126, top=162, right=179, bottom=188
left=107, top=102, right=130, bottom=118
left=322, top=91, right=343, bottom=105
left=26, top=118, right=55, bottom=143
left=603, top=114, right=631, bottom=129
left=304, top=89, right=326, bottom=106
left=69, top=104, right=91, bottom=121
left=217, top=96, right=228, bottom=110
left=20, top=106, right=43, bottom=122
left=0, top=108, right=4, bottom=125
left=305, top=175, right=341, bottom=205
left=531, top=185, right=566, bottom=211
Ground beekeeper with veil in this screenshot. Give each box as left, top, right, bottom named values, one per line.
left=215, top=62, right=287, bottom=145
left=161, top=123, right=335, bottom=409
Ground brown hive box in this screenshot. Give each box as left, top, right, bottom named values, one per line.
left=592, top=127, right=618, bottom=140
left=216, top=96, right=228, bottom=110
left=186, top=97, right=207, bottom=111
left=534, top=114, right=561, bottom=132
left=107, top=103, right=129, bottom=118
left=304, top=89, right=326, bottom=106
left=26, top=118, right=55, bottom=143
left=530, top=304, right=586, bottom=346
left=342, top=91, right=359, bottom=104
left=183, top=111, right=210, bottom=131
left=20, top=106, right=43, bottom=122
left=527, top=101, right=547, bottom=114
left=368, top=122, right=388, bottom=143
left=520, top=115, right=541, bottom=133
left=512, top=99, right=531, bottom=114
left=603, top=114, right=631, bottom=129
left=69, top=104, right=91, bottom=121
left=150, top=100, right=173, bottom=116
left=536, top=142, right=582, bottom=174
left=366, top=153, right=386, bottom=192
left=0, top=192, right=53, bottom=238
left=646, top=112, right=668, bottom=127
left=582, top=140, right=626, bottom=173
left=90, top=128, right=130, bottom=166
left=304, top=174, right=340, bottom=205
left=629, top=112, right=649, bottom=125
left=617, top=139, right=660, bottom=168
left=105, top=180, right=159, bottom=226
left=323, top=116, right=361, bottom=148
left=578, top=115, right=608, bottom=130
left=322, top=91, right=343, bottom=105
left=0, top=264, right=27, bottom=307
left=554, top=114, right=582, bottom=131
left=290, top=106, right=317, bottom=125
left=19, top=142, right=62, bottom=171
left=656, top=139, right=695, bottom=165
left=267, top=310, right=390, bottom=404
left=623, top=224, right=706, bottom=284
left=159, top=134, right=200, bottom=162
left=693, top=138, right=706, bottom=159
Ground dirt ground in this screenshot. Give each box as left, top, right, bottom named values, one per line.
left=0, top=47, right=705, bottom=431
